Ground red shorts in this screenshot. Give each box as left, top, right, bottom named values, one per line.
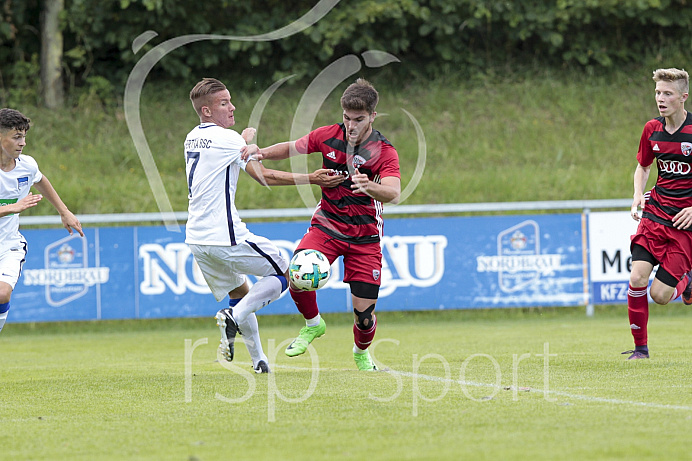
left=631, top=217, right=692, bottom=280
left=297, top=227, right=383, bottom=286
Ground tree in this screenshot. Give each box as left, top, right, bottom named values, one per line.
left=40, top=0, right=63, bottom=108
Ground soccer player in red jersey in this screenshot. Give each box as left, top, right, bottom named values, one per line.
left=243, top=79, right=401, bottom=370
left=626, top=68, right=692, bottom=360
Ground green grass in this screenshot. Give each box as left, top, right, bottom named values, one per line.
left=2, top=307, right=691, bottom=460
left=12, top=68, right=663, bottom=221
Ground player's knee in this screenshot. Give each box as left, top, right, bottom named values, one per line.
left=354, top=305, right=375, bottom=330
left=629, top=270, right=650, bottom=288
left=650, top=291, right=669, bottom=305
left=0, top=286, right=12, bottom=304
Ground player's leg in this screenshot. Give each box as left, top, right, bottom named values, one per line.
left=345, top=242, right=382, bottom=371
left=626, top=245, right=655, bottom=359
left=351, top=283, right=379, bottom=371
left=0, top=282, right=12, bottom=333
left=238, top=312, right=270, bottom=373
left=0, top=243, right=26, bottom=334
left=214, top=281, right=249, bottom=362
left=189, top=244, right=247, bottom=362
left=285, top=229, right=338, bottom=357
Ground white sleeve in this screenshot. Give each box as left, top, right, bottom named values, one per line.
left=21, top=155, right=43, bottom=185
left=217, top=129, right=251, bottom=171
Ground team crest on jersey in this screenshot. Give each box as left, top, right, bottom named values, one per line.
left=372, top=269, right=380, bottom=281
left=352, top=155, right=367, bottom=169
left=682, top=142, right=692, bottom=156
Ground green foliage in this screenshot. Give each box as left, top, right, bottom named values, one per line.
left=2, top=0, right=692, bottom=95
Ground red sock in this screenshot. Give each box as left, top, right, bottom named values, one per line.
left=289, top=287, right=319, bottom=320
left=353, top=314, right=377, bottom=350
left=627, top=284, right=649, bottom=347
left=669, top=273, right=690, bottom=302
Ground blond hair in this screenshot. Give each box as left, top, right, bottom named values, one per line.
left=653, top=68, right=689, bottom=95
left=189, top=78, right=227, bottom=117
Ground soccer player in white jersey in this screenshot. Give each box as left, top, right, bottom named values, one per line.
left=0, top=108, right=83, bottom=333
left=185, top=78, right=343, bottom=373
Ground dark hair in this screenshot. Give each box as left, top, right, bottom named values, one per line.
left=189, top=78, right=227, bottom=116
left=0, top=108, right=31, bottom=133
left=340, top=78, right=379, bottom=114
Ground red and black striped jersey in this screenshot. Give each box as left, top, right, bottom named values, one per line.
left=638, top=111, right=692, bottom=228
left=295, top=123, right=401, bottom=244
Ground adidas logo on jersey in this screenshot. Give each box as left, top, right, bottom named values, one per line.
left=327, top=151, right=336, bottom=159
left=653, top=144, right=660, bottom=151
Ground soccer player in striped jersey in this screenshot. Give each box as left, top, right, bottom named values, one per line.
left=185, top=78, right=343, bottom=373
left=0, top=108, right=83, bottom=334
left=244, top=79, right=401, bottom=371
left=626, top=68, right=692, bottom=359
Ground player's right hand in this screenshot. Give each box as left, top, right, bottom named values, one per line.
left=630, top=196, right=645, bottom=221
left=311, top=169, right=346, bottom=187
left=15, top=192, right=43, bottom=212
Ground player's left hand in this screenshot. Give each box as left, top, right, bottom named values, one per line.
left=61, top=211, right=84, bottom=237
left=241, top=144, right=262, bottom=162
left=672, top=206, right=692, bottom=230
left=351, top=169, right=371, bottom=196
left=241, top=127, right=256, bottom=143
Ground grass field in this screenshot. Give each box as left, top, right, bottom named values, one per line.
left=2, top=306, right=691, bottom=461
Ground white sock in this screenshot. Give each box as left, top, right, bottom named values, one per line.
left=232, top=276, right=283, bottom=324
left=353, top=344, right=367, bottom=354
left=238, top=313, right=267, bottom=367
left=0, top=311, right=6, bottom=333
left=306, top=314, right=321, bottom=327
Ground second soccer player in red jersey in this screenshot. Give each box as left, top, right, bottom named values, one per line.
left=626, top=68, right=692, bottom=360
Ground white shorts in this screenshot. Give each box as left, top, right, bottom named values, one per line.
left=0, top=241, right=28, bottom=289
left=189, top=236, right=288, bottom=302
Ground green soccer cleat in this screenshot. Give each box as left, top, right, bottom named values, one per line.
left=353, top=350, right=378, bottom=371
left=285, top=318, right=326, bottom=357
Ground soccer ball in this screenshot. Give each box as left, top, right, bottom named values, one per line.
left=289, top=249, right=331, bottom=291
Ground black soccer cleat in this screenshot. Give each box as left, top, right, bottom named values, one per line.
left=682, top=270, right=692, bottom=305
left=254, top=360, right=271, bottom=374
left=622, top=350, right=649, bottom=360
left=215, top=308, right=240, bottom=362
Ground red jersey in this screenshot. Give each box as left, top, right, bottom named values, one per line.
left=637, top=112, right=692, bottom=229
left=295, top=123, right=401, bottom=244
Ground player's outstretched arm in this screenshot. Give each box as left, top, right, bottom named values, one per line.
left=0, top=192, right=43, bottom=218
left=240, top=141, right=300, bottom=162
left=245, top=161, right=345, bottom=188
left=33, top=176, right=84, bottom=237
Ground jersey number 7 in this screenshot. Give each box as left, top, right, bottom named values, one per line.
left=186, top=151, right=200, bottom=197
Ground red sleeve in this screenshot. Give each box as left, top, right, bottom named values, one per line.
left=637, top=121, right=656, bottom=167
left=294, top=133, right=310, bottom=154
left=294, top=125, right=336, bottom=155
left=378, top=143, right=401, bottom=179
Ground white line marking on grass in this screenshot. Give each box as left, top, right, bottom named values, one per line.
left=253, top=362, right=692, bottom=412
left=385, top=369, right=692, bottom=412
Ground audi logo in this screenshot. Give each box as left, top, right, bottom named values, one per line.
left=658, top=159, right=692, bottom=175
